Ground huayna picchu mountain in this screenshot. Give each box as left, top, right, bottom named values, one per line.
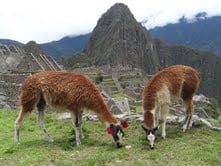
left=83, top=3, right=159, bottom=73
left=63, top=3, right=221, bottom=103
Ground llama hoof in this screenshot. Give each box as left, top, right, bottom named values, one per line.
left=80, top=135, right=85, bottom=140
left=182, top=126, right=187, bottom=132
left=48, top=139, right=54, bottom=143
left=76, top=142, right=81, bottom=146
left=75, top=138, right=82, bottom=146
left=187, top=124, right=192, bottom=129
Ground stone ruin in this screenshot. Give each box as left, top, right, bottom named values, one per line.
left=0, top=44, right=62, bottom=109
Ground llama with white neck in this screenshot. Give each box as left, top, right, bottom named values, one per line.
left=142, top=65, right=200, bottom=149
left=14, top=71, right=128, bottom=148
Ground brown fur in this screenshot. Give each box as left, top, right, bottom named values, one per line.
left=143, top=65, right=200, bottom=129
left=18, top=71, right=118, bottom=124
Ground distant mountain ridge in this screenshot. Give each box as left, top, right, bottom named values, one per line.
left=0, top=39, right=23, bottom=47
left=40, top=34, right=90, bottom=59
left=149, top=13, right=221, bottom=56
left=0, top=35, right=90, bottom=60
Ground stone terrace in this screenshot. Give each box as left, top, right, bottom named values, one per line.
left=0, top=44, right=62, bottom=109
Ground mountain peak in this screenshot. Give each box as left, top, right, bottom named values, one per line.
left=103, top=3, right=134, bottom=19
left=23, top=40, right=45, bottom=56
left=83, top=3, right=158, bottom=73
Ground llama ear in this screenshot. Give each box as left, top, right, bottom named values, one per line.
left=121, top=119, right=129, bottom=128
left=121, top=121, right=129, bottom=128
left=107, top=127, right=113, bottom=135
left=107, top=124, right=114, bottom=135
left=141, top=123, right=147, bottom=131
left=153, top=127, right=158, bottom=132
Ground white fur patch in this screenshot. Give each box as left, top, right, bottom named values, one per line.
left=117, top=131, right=123, bottom=144
left=156, top=86, right=170, bottom=105
left=147, top=132, right=155, bottom=148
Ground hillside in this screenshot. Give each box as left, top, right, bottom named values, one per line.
left=150, top=13, right=221, bottom=56
left=40, top=34, right=90, bottom=59
left=0, top=39, right=23, bottom=47
left=154, top=39, right=221, bottom=102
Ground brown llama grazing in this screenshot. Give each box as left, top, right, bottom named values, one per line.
left=14, top=71, right=128, bottom=148
left=142, top=65, right=200, bottom=149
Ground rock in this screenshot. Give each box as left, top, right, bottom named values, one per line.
left=57, top=112, right=70, bottom=120
left=110, top=105, right=124, bottom=114
left=107, top=97, right=131, bottom=115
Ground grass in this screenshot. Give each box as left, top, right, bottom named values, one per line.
left=112, top=93, right=134, bottom=100
left=135, top=105, right=143, bottom=112
left=1, top=109, right=221, bottom=165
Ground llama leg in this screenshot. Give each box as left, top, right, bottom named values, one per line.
left=78, top=111, right=84, bottom=140
left=155, top=107, right=160, bottom=128
left=183, top=99, right=193, bottom=132
left=14, top=108, right=29, bottom=144
left=71, top=112, right=81, bottom=145
left=160, top=104, right=169, bottom=139
left=37, top=97, right=54, bottom=142
left=38, top=111, right=54, bottom=143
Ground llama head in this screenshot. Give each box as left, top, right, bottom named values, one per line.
left=141, top=123, right=158, bottom=149
left=107, top=120, right=129, bottom=148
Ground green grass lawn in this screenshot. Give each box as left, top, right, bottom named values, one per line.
left=0, top=109, right=221, bottom=166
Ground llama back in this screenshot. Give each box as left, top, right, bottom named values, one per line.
left=20, top=71, right=102, bottom=111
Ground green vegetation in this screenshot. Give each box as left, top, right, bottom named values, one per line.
left=118, top=73, right=142, bottom=81
left=112, top=93, right=133, bottom=100
left=1, top=109, right=221, bottom=165
left=204, top=98, right=221, bottom=119
left=135, top=105, right=143, bottom=112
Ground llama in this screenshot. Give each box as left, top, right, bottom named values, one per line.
left=141, top=65, right=200, bottom=149
left=14, top=71, right=128, bottom=148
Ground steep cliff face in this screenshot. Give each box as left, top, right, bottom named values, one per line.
left=83, top=3, right=159, bottom=73
left=153, top=39, right=221, bottom=102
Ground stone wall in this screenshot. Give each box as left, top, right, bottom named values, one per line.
left=0, top=44, right=62, bottom=109
left=0, top=73, right=30, bottom=109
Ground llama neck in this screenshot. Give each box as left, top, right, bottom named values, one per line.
left=143, top=89, right=157, bottom=129
left=144, top=110, right=156, bottom=129
left=97, top=102, right=119, bottom=126
left=88, top=97, right=119, bottom=126
left=143, top=90, right=156, bottom=112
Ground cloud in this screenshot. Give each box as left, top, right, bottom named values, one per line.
left=0, top=0, right=221, bottom=43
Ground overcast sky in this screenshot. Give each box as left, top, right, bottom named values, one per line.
left=1, top=0, right=221, bottom=44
